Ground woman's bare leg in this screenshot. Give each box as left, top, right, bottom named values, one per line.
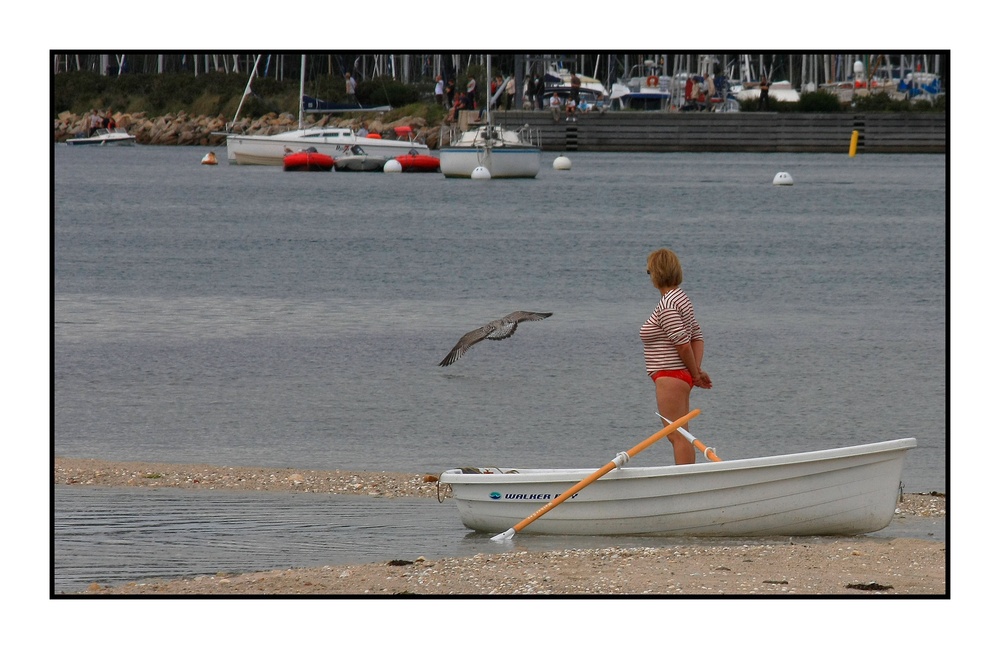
left=655, top=377, right=695, bottom=465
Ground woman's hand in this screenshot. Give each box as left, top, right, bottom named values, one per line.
left=694, top=370, right=712, bottom=389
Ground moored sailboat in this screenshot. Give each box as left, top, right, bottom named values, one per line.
left=439, top=56, right=541, bottom=179
left=223, top=55, right=429, bottom=165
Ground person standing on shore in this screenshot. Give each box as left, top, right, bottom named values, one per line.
left=759, top=74, right=770, bottom=110
left=466, top=73, right=477, bottom=109
left=434, top=75, right=445, bottom=107
left=345, top=72, right=357, bottom=102
left=641, top=248, right=712, bottom=465
left=445, top=78, right=456, bottom=109
left=570, top=70, right=581, bottom=106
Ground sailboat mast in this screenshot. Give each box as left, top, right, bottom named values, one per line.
left=299, top=54, right=306, bottom=130
left=485, top=54, right=491, bottom=127
left=231, top=54, right=262, bottom=129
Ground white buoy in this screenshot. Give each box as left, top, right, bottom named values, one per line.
left=383, top=159, right=403, bottom=173
left=772, top=172, right=794, bottom=186
left=553, top=156, right=572, bottom=171
left=471, top=166, right=491, bottom=180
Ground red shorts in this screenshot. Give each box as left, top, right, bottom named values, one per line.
left=650, top=369, right=693, bottom=388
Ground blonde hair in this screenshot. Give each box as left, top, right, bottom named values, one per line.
left=647, top=249, right=683, bottom=288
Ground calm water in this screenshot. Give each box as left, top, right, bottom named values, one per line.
left=53, top=144, right=946, bottom=591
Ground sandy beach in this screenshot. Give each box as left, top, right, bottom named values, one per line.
left=54, top=457, right=947, bottom=596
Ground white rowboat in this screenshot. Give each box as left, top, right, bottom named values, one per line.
left=440, top=438, right=916, bottom=537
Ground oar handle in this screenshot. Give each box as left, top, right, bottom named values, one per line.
left=625, top=409, right=701, bottom=458
left=509, top=409, right=701, bottom=534
left=656, top=412, right=722, bottom=462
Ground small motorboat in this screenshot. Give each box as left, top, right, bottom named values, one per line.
left=334, top=145, right=389, bottom=172
left=282, top=147, right=334, bottom=172
left=65, top=128, right=136, bottom=146
left=394, top=149, right=441, bottom=173
left=201, top=151, right=218, bottom=165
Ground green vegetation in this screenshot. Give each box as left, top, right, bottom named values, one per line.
left=738, top=90, right=945, bottom=113
left=796, top=91, right=844, bottom=113
left=53, top=70, right=438, bottom=119
left=852, top=91, right=946, bottom=112
left=53, top=70, right=945, bottom=119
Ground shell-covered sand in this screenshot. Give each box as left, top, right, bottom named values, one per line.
left=54, top=457, right=947, bottom=596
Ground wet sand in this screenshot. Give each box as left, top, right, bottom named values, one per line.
left=54, top=457, right=947, bottom=596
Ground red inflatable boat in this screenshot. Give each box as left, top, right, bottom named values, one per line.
left=394, top=149, right=441, bottom=173
left=283, top=148, right=334, bottom=172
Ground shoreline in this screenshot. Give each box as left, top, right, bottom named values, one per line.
left=54, top=457, right=946, bottom=596
left=54, top=456, right=947, bottom=509
left=54, top=457, right=444, bottom=499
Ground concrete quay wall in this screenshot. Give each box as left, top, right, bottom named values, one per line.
left=488, top=111, right=946, bottom=154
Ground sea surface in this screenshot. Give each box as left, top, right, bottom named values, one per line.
left=53, top=144, right=947, bottom=592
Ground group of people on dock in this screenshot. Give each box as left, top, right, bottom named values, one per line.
left=442, top=69, right=597, bottom=123
left=682, top=73, right=732, bottom=111
left=443, top=70, right=546, bottom=124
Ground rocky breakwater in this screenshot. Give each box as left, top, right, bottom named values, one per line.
left=54, top=111, right=442, bottom=148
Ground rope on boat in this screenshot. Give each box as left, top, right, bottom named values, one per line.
left=436, top=474, right=450, bottom=503
left=436, top=467, right=519, bottom=503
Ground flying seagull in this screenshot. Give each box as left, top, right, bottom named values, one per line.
left=439, top=311, right=553, bottom=366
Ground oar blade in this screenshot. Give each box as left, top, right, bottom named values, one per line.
left=491, top=528, right=516, bottom=542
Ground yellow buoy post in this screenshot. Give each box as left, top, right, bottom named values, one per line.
left=849, top=130, right=859, bottom=157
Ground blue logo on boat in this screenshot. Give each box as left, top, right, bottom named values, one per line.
left=489, top=492, right=501, bottom=500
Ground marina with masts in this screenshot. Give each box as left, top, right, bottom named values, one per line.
left=53, top=52, right=945, bottom=104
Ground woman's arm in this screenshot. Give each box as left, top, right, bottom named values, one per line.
left=678, top=340, right=712, bottom=388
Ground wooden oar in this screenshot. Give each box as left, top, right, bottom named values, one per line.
left=655, top=412, right=722, bottom=462
left=490, top=408, right=700, bottom=542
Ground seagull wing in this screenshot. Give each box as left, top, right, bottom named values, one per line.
left=438, top=323, right=495, bottom=366
left=505, top=311, right=553, bottom=323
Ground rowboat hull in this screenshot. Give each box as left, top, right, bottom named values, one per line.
left=439, top=438, right=916, bottom=537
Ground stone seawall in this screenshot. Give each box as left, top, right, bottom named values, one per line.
left=54, top=109, right=945, bottom=154
left=53, top=111, right=442, bottom=148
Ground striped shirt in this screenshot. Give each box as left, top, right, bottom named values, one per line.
left=640, top=288, right=704, bottom=375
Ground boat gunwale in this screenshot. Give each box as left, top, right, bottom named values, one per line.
left=439, top=438, right=917, bottom=484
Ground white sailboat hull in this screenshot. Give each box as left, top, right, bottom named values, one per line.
left=226, top=129, right=429, bottom=165
left=439, top=146, right=541, bottom=178
left=440, top=438, right=916, bottom=536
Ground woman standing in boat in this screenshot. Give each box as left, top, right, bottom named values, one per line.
left=641, top=248, right=712, bottom=464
